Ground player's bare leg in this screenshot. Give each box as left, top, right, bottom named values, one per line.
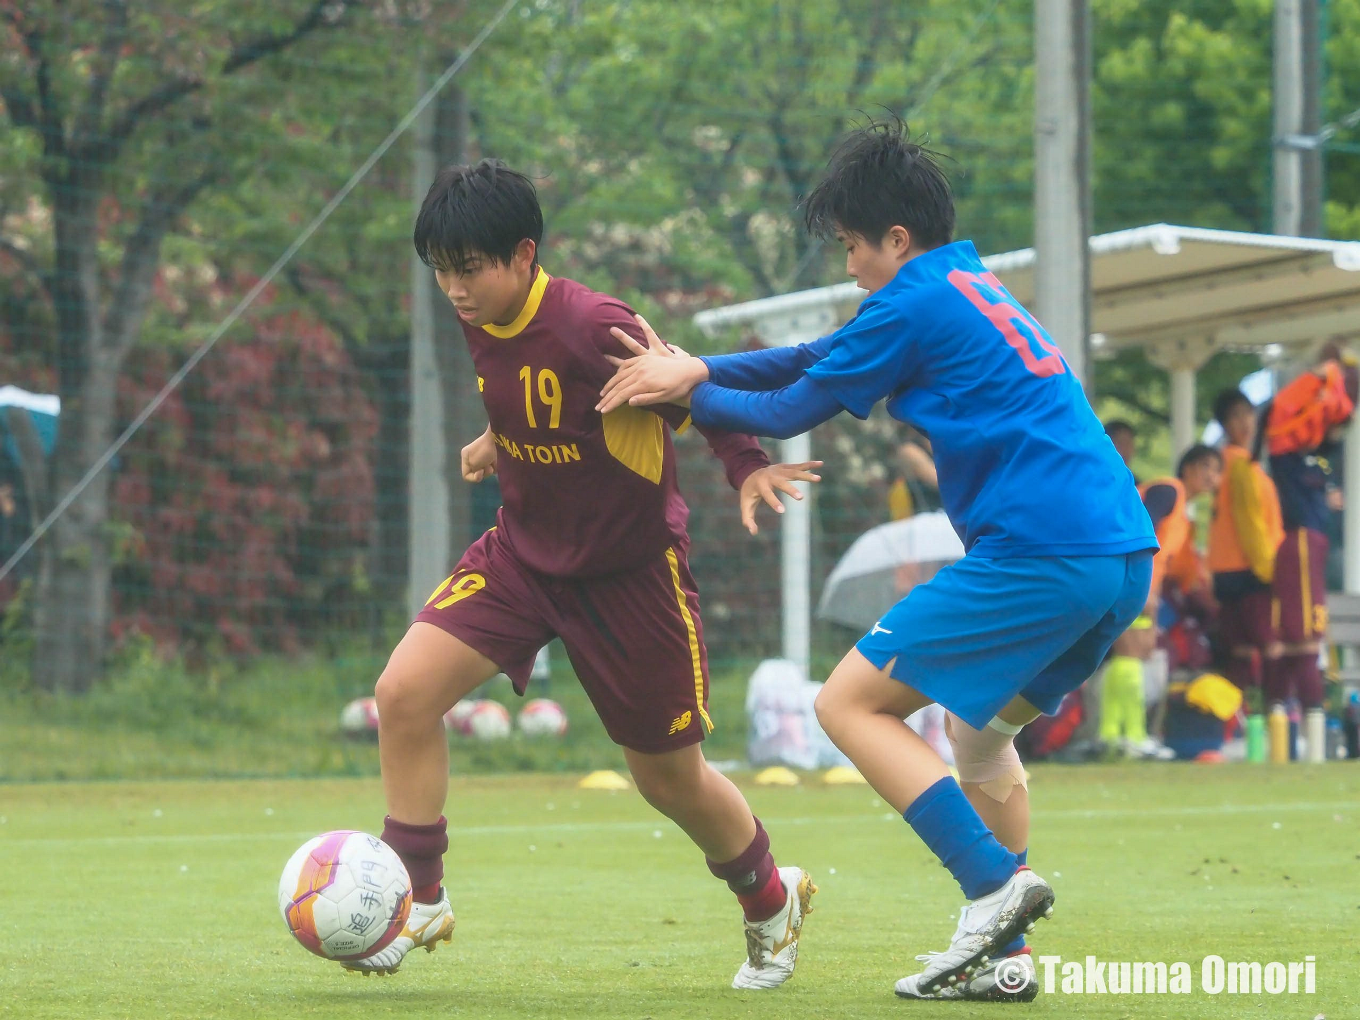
left=346, top=623, right=500, bottom=976
left=624, top=743, right=816, bottom=989
left=814, top=649, right=946, bottom=811
left=815, top=649, right=1052, bottom=997
left=377, top=623, right=500, bottom=823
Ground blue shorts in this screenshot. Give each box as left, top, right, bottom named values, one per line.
left=856, top=552, right=1154, bottom=730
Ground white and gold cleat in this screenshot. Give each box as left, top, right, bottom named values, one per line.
left=896, top=869, right=1053, bottom=996
left=731, top=867, right=817, bottom=990
left=342, top=889, right=455, bottom=976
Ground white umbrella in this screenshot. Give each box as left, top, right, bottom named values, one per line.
left=817, top=511, right=965, bottom=631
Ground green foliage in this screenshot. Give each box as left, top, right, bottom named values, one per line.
left=0, top=638, right=759, bottom=781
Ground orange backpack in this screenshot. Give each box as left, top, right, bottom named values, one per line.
left=1265, top=362, right=1356, bottom=456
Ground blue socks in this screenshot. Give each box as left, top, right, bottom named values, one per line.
left=902, top=777, right=1019, bottom=900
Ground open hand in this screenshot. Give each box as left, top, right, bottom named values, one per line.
left=596, top=314, right=708, bottom=414
left=461, top=427, right=498, bottom=483
left=739, top=461, right=823, bottom=535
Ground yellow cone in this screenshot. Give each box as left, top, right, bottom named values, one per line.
left=823, top=766, right=868, bottom=785
left=577, top=769, right=631, bottom=790
left=754, top=766, right=801, bottom=786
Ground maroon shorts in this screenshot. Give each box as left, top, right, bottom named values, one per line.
left=1272, top=527, right=1329, bottom=645
left=414, top=527, right=712, bottom=753
left=1218, top=587, right=1275, bottom=649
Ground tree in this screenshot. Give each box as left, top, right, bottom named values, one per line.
left=0, top=1, right=368, bottom=691
left=1089, top=0, right=1360, bottom=435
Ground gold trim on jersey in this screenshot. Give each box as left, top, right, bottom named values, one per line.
left=666, top=547, right=713, bottom=734
left=482, top=267, right=551, bottom=339
left=602, top=404, right=665, bottom=483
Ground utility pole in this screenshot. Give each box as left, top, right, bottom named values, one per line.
left=408, top=63, right=452, bottom=619
left=1273, top=0, right=1324, bottom=237
left=1033, top=0, right=1093, bottom=389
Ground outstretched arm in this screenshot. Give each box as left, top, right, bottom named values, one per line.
left=690, top=375, right=845, bottom=441
left=699, top=336, right=835, bottom=391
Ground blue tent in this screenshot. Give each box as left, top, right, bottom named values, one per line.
left=0, top=386, right=60, bottom=474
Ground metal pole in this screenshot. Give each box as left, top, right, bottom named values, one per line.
left=781, top=432, right=812, bottom=676
left=1170, top=365, right=1197, bottom=463
left=408, top=66, right=451, bottom=618
left=1274, top=0, right=1324, bottom=236
left=1344, top=413, right=1360, bottom=594
left=1034, top=0, right=1093, bottom=388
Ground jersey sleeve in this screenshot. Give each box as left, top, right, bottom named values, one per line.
left=701, top=335, right=834, bottom=391
left=690, top=375, right=843, bottom=441
left=803, top=298, right=917, bottom=419
left=1227, top=458, right=1277, bottom=583
left=581, top=295, right=767, bottom=489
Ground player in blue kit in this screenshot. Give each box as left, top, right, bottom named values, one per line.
left=598, top=120, right=1157, bottom=1001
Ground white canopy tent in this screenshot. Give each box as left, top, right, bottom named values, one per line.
left=693, top=224, right=1360, bottom=673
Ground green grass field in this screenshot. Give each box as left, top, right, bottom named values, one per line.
left=2, top=764, right=1356, bottom=1019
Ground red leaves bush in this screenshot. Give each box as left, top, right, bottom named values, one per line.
left=111, top=308, right=378, bottom=657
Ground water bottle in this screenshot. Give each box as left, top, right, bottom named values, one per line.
left=1245, top=715, right=1267, bottom=763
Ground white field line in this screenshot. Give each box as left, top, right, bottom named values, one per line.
left=0, top=799, right=1349, bottom=849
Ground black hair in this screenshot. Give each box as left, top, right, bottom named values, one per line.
left=1213, top=388, right=1252, bottom=427
left=413, top=159, right=543, bottom=273
left=1177, top=443, right=1222, bottom=478
left=801, top=117, right=955, bottom=250
left=1103, top=419, right=1135, bottom=441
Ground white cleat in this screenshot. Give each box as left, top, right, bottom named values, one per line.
left=895, top=869, right=1053, bottom=996
left=896, top=949, right=1039, bottom=1002
left=342, top=888, right=455, bottom=976
left=731, top=866, right=817, bottom=990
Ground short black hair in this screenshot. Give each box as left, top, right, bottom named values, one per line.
left=1213, top=388, right=1252, bottom=427
left=801, top=117, right=954, bottom=250
left=1103, top=419, right=1135, bottom=441
left=413, top=159, right=543, bottom=274
left=1177, top=444, right=1222, bottom=478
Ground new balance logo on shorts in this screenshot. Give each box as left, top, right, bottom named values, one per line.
left=669, top=711, right=692, bottom=735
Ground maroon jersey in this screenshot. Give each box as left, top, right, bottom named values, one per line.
left=463, top=268, right=769, bottom=577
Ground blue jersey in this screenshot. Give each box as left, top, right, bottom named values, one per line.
left=806, top=242, right=1152, bottom=557
left=696, top=241, right=1155, bottom=559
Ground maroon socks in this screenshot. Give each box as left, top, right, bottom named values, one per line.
left=382, top=815, right=448, bottom=905
left=706, top=818, right=786, bottom=922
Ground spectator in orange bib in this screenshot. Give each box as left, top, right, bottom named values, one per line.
left=1101, top=445, right=1222, bottom=755
left=1260, top=345, right=1358, bottom=761
left=1207, top=389, right=1283, bottom=697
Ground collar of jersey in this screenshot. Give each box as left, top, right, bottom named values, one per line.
left=482, top=267, right=551, bottom=338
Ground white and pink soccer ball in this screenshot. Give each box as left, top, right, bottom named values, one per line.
left=446, top=699, right=512, bottom=740
left=278, top=831, right=412, bottom=961
left=518, top=698, right=568, bottom=737
left=339, top=696, right=380, bottom=737
left=443, top=699, right=479, bottom=733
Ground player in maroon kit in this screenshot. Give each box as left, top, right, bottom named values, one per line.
left=345, top=160, right=820, bottom=988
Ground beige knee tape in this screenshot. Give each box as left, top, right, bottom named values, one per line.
left=945, top=713, right=1028, bottom=803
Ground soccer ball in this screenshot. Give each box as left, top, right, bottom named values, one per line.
left=518, top=698, right=568, bottom=737
left=443, top=699, right=481, bottom=734
left=278, top=831, right=412, bottom=961
left=463, top=699, right=512, bottom=740
left=339, top=696, right=379, bottom=737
